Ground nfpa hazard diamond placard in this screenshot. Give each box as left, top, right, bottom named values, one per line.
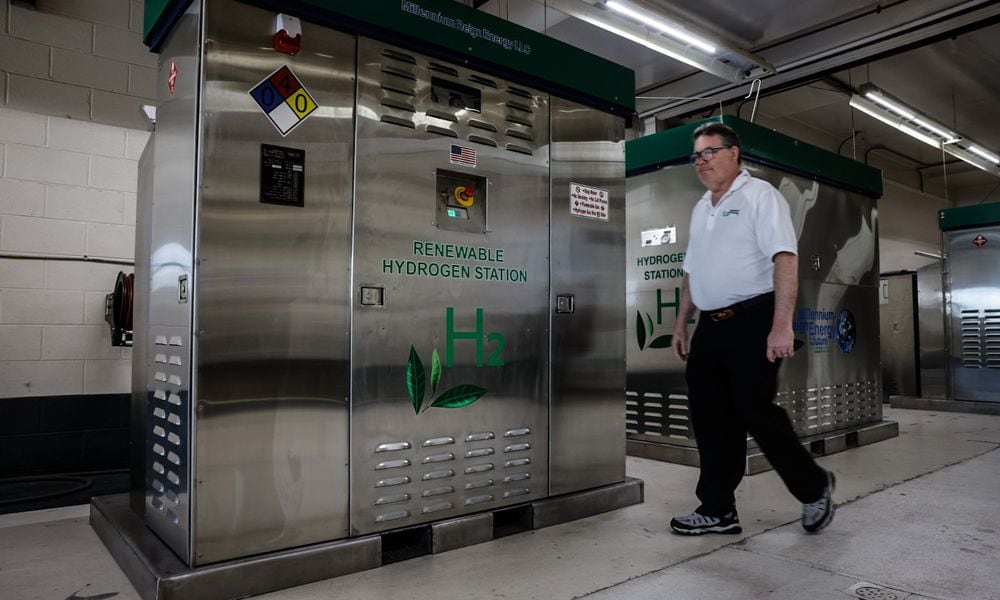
left=249, top=65, right=318, bottom=136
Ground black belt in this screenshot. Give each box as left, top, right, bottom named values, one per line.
left=705, top=292, right=774, bottom=322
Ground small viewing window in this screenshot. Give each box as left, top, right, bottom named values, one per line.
left=431, top=77, right=481, bottom=113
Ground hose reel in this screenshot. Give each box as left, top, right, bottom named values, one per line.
left=105, top=271, right=134, bottom=346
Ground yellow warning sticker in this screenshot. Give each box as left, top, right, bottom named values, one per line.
left=249, top=65, right=318, bottom=136
left=286, top=88, right=317, bottom=119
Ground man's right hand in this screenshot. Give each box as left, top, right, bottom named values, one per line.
left=672, top=326, right=689, bottom=362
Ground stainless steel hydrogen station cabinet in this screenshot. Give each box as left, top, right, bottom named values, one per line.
left=92, top=1, right=639, bottom=598
left=937, top=203, right=1000, bottom=405
left=624, top=116, right=898, bottom=473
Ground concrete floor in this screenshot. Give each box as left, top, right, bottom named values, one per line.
left=2, top=407, right=999, bottom=600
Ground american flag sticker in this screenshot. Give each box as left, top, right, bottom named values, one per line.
left=449, top=144, right=477, bottom=167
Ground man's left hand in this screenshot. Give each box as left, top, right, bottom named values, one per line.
left=766, top=326, right=795, bottom=363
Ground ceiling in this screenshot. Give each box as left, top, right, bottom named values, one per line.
left=474, top=0, right=1000, bottom=204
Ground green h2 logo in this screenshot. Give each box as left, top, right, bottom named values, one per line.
left=445, top=307, right=506, bottom=367
left=636, top=287, right=694, bottom=351
left=405, top=307, right=506, bottom=415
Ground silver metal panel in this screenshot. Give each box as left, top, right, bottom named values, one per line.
left=945, top=226, right=1000, bottom=402
left=917, top=262, right=947, bottom=399
left=530, top=476, right=644, bottom=530
left=549, top=98, right=626, bottom=495
left=192, top=0, right=355, bottom=564
left=625, top=166, right=698, bottom=447
left=132, top=134, right=154, bottom=515
left=776, top=281, right=882, bottom=436
left=144, top=1, right=201, bottom=565
left=430, top=513, right=493, bottom=554
left=352, top=39, right=550, bottom=534
left=94, top=476, right=643, bottom=600
left=879, top=273, right=918, bottom=397
left=625, top=160, right=882, bottom=449
left=91, top=495, right=381, bottom=600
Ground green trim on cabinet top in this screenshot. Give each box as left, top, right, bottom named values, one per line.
left=143, top=0, right=635, bottom=115
left=938, top=202, right=1000, bottom=231
left=626, top=115, right=883, bottom=198
left=144, top=0, right=185, bottom=47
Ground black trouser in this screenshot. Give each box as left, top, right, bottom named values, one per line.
left=685, top=292, right=826, bottom=517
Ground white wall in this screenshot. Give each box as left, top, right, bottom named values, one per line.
left=0, top=106, right=147, bottom=397
left=877, top=179, right=948, bottom=272
left=0, top=0, right=153, bottom=399
left=0, top=0, right=155, bottom=130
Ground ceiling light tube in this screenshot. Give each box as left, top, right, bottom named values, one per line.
left=968, top=145, right=1000, bottom=164
left=947, top=151, right=994, bottom=172
left=859, top=84, right=961, bottom=143
left=911, top=117, right=958, bottom=143
left=606, top=1, right=716, bottom=54
left=849, top=96, right=943, bottom=148
left=545, top=0, right=774, bottom=83
left=852, top=84, right=1000, bottom=176
left=586, top=19, right=710, bottom=72
left=865, top=91, right=915, bottom=120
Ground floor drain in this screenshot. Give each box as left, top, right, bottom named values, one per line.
left=850, top=583, right=902, bottom=600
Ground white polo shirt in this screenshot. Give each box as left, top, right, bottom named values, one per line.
left=682, top=169, right=798, bottom=311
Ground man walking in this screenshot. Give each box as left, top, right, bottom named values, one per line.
left=670, top=122, right=835, bottom=536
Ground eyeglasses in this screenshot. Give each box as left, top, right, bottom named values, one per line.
left=689, top=146, right=733, bottom=164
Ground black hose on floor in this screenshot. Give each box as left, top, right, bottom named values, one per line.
left=0, top=475, right=93, bottom=506
left=0, top=469, right=129, bottom=507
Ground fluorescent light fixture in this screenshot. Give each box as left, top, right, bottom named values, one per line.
left=968, top=145, right=1000, bottom=164
left=849, top=96, right=943, bottom=148
left=545, top=0, right=774, bottom=83
left=850, top=84, right=1000, bottom=177
left=865, top=92, right=915, bottom=120
left=583, top=19, right=712, bottom=73
left=605, top=1, right=716, bottom=54
left=911, top=117, right=958, bottom=143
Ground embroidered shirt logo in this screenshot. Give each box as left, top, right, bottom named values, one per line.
left=722, top=209, right=740, bottom=216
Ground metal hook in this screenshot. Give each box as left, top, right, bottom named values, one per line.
left=745, top=79, right=762, bottom=122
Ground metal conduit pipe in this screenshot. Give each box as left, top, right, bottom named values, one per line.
left=0, top=252, right=135, bottom=266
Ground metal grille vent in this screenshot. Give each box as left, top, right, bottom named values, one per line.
left=370, top=43, right=543, bottom=158
left=625, top=392, right=639, bottom=434
left=148, top=333, right=187, bottom=528
left=428, top=62, right=459, bottom=76
left=507, top=85, right=532, bottom=99
left=370, top=426, right=533, bottom=525
left=628, top=379, right=879, bottom=442
left=383, top=49, right=416, bottom=64
left=985, top=309, right=1000, bottom=368
left=470, top=74, right=497, bottom=88
left=777, top=379, right=880, bottom=434
left=626, top=390, right=692, bottom=442
left=961, top=308, right=983, bottom=368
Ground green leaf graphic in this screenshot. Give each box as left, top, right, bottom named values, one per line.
left=406, top=346, right=425, bottom=414
left=431, top=385, right=488, bottom=409
left=636, top=311, right=647, bottom=350
left=793, top=338, right=805, bottom=351
left=645, top=313, right=654, bottom=337
left=430, top=349, right=442, bottom=395
left=649, top=334, right=673, bottom=348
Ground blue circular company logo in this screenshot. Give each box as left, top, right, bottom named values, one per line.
left=836, top=309, right=856, bottom=353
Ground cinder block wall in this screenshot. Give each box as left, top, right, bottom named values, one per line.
left=1, top=106, right=146, bottom=397
left=0, top=0, right=155, bottom=130
left=1, top=0, right=155, bottom=477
